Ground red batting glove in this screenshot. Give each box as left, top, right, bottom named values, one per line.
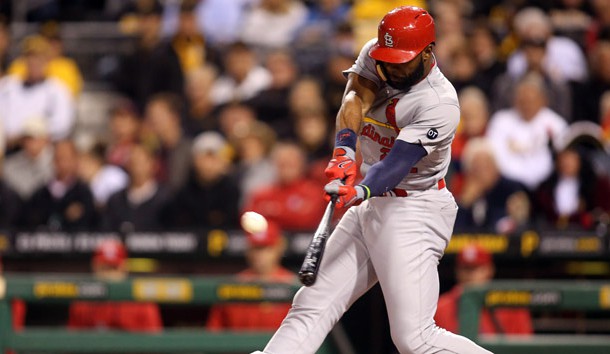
left=325, top=147, right=357, bottom=186
left=324, top=180, right=367, bottom=209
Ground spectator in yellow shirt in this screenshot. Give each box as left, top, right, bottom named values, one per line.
left=351, top=0, right=426, bottom=49
left=8, top=22, right=83, bottom=96
left=171, top=0, right=206, bottom=75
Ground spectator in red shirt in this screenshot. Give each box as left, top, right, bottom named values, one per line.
left=68, top=239, right=162, bottom=332
left=242, top=142, right=326, bottom=231
left=206, top=216, right=295, bottom=331
left=435, top=244, right=533, bottom=335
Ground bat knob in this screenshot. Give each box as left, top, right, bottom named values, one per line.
left=298, top=271, right=316, bottom=286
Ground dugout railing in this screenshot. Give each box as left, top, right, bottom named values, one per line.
left=0, top=274, right=340, bottom=353
left=459, top=280, right=610, bottom=354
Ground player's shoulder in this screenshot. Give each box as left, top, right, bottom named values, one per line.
left=399, top=67, right=458, bottom=113
left=346, top=38, right=382, bottom=86
left=422, top=65, right=459, bottom=106
left=353, top=38, right=378, bottom=63
left=396, top=70, right=459, bottom=121
left=361, top=38, right=378, bottom=52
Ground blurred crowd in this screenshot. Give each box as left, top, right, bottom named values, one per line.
left=0, top=0, right=609, bottom=236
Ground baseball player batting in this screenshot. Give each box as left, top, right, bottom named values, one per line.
left=252, top=6, right=493, bottom=354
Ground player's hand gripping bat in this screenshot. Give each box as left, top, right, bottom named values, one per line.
left=298, top=195, right=337, bottom=286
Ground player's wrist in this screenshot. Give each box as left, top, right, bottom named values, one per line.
left=355, top=184, right=371, bottom=200
left=334, top=129, right=357, bottom=160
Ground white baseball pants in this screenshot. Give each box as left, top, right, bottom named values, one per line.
left=256, top=188, right=493, bottom=354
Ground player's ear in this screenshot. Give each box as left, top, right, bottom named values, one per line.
left=423, top=45, right=433, bottom=60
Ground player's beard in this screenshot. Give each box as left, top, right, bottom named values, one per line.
left=381, top=56, right=426, bottom=92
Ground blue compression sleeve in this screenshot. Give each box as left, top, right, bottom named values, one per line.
left=359, top=140, right=427, bottom=197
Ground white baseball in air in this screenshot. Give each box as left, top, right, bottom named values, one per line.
left=241, top=211, right=268, bottom=233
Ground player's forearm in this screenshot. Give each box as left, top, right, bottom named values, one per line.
left=325, top=74, right=377, bottom=185
left=336, top=90, right=366, bottom=133
left=335, top=73, right=377, bottom=135
left=328, top=90, right=365, bottom=168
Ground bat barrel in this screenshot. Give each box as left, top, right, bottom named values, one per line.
left=298, top=198, right=336, bottom=287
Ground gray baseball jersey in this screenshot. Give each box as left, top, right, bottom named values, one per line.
left=345, top=39, right=460, bottom=191
left=253, top=39, right=493, bottom=354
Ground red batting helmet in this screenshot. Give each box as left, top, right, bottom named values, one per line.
left=245, top=221, right=282, bottom=248
left=457, top=244, right=492, bottom=267
left=93, top=239, right=127, bottom=267
left=369, top=6, right=435, bottom=64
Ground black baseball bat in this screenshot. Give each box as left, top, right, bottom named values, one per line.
left=298, top=196, right=337, bottom=286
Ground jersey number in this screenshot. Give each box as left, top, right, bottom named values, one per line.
left=380, top=147, right=390, bottom=160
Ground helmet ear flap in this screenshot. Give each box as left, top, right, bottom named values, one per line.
left=376, top=63, right=388, bottom=82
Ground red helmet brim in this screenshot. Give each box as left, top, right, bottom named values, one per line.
left=368, top=43, right=419, bottom=64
